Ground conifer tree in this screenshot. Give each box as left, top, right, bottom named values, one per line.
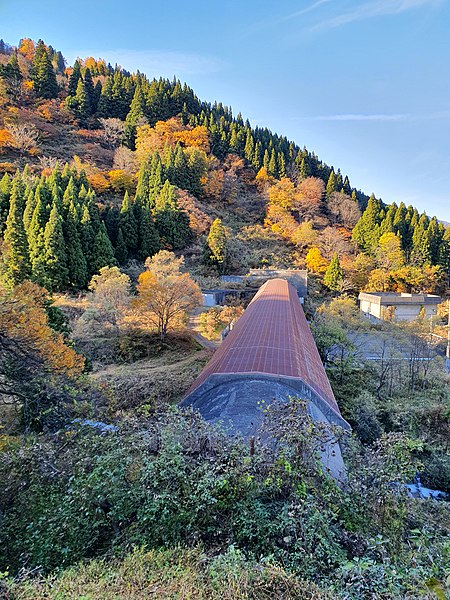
left=154, top=181, right=191, bottom=250
left=268, top=148, right=277, bottom=178
left=1, top=178, right=30, bottom=287
left=68, top=60, right=82, bottom=96
left=135, top=158, right=151, bottom=205
left=0, top=173, right=11, bottom=234
left=115, top=227, right=128, bottom=264
left=64, top=201, right=87, bottom=288
left=137, top=205, right=160, bottom=261
left=91, top=222, right=116, bottom=273
left=34, top=49, right=58, bottom=99
left=323, top=253, right=343, bottom=292
left=352, top=194, right=382, bottom=254
left=83, top=67, right=96, bottom=113
left=74, top=79, right=91, bottom=125
left=80, top=204, right=95, bottom=272
left=28, top=189, right=48, bottom=284
left=119, top=191, right=138, bottom=254
left=41, top=203, right=68, bottom=291
left=124, top=84, right=146, bottom=148
left=172, top=144, right=189, bottom=189
left=326, top=169, right=337, bottom=198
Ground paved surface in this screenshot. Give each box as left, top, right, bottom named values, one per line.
left=188, top=309, right=221, bottom=351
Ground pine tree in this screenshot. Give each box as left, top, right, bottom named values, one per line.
left=0, top=173, right=11, bottom=234
left=41, top=203, right=68, bottom=291
left=34, top=49, right=58, bottom=99
left=135, top=158, right=151, bottom=205
left=119, top=191, right=138, bottom=254
left=124, top=84, right=146, bottom=148
left=172, top=144, right=189, bottom=189
left=326, top=169, right=337, bottom=198
left=68, top=60, right=82, bottom=96
left=154, top=181, right=191, bottom=250
left=83, top=67, right=96, bottom=113
left=80, top=204, right=95, bottom=274
left=115, top=227, right=128, bottom=264
left=74, top=79, right=91, bottom=125
left=28, top=189, right=48, bottom=284
left=352, top=194, right=382, bottom=254
left=91, top=222, right=116, bottom=273
left=323, top=253, right=343, bottom=292
left=268, top=148, right=277, bottom=178
left=64, top=201, right=87, bottom=288
left=137, top=205, right=160, bottom=260
left=1, top=178, right=30, bottom=287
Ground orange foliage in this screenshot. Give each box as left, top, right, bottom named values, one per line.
left=18, top=38, right=35, bottom=61
left=88, top=172, right=111, bottom=194
left=0, top=129, right=13, bottom=147
left=0, top=281, right=84, bottom=376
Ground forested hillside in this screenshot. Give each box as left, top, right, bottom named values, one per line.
left=1, top=37, right=449, bottom=600
left=1, top=37, right=449, bottom=294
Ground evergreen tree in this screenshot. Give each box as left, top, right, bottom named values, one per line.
left=80, top=204, right=95, bottom=274
left=172, top=144, right=189, bottom=189
left=268, top=148, right=277, bottom=178
left=323, top=253, right=343, bottom=292
left=115, top=227, right=128, bottom=264
left=137, top=205, right=160, bottom=260
left=1, top=178, right=30, bottom=287
left=352, top=194, right=382, bottom=254
left=119, top=191, right=138, bottom=254
left=74, top=79, right=91, bottom=124
left=154, top=181, right=191, bottom=250
left=64, top=201, right=87, bottom=288
left=91, top=222, right=116, bottom=273
left=34, top=49, right=58, bottom=99
left=135, top=158, right=151, bottom=205
left=68, top=60, right=82, bottom=96
left=83, top=67, right=96, bottom=113
left=0, top=173, right=11, bottom=234
left=326, top=169, right=337, bottom=198
left=41, top=203, right=68, bottom=291
left=124, top=84, right=146, bottom=148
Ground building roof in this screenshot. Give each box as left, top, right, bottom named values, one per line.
left=187, top=278, right=339, bottom=415
left=359, top=292, right=441, bottom=306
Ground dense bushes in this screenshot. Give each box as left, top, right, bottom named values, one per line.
left=1, top=404, right=449, bottom=598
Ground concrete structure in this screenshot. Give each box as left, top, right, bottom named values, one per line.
left=221, top=269, right=308, bottom=298
left=201, top=289, right=253, bottom=307
left=359, top=292, right=441, bottom=322
left=181, top=278, right=349, bottom=479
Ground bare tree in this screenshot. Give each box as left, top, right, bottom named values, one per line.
left=113, top=145, right=137, bottom=173
left=99, top=118, right=125, bottom=149
left=327, top=192, right=361, bottom=228
left=5, top=121, right=39, bottom=160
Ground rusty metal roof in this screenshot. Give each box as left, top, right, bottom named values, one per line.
left=188, top=278, right=340, bottom=415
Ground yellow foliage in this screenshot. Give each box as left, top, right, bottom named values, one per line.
left=136, top=117, right=210, bottom=162
left=0, top=281, right=84, bottom=376
left=305, top=247, right=329, bottom=273
left=108, top=169, right=135, bottom=194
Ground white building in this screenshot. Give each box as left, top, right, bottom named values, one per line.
left=358, top=292, right=441, bottom=322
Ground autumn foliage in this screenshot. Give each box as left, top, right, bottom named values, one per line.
left=0, top=281, right=84, bottom=376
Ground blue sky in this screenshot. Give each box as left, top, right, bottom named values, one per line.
left=2, top=0, right=449, bottom=219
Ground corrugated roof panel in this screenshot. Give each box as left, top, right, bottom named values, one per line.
left=188, top=279, right=340, bottom=415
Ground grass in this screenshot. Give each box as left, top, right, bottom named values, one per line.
left=2, top=547, right=332, bottom=600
